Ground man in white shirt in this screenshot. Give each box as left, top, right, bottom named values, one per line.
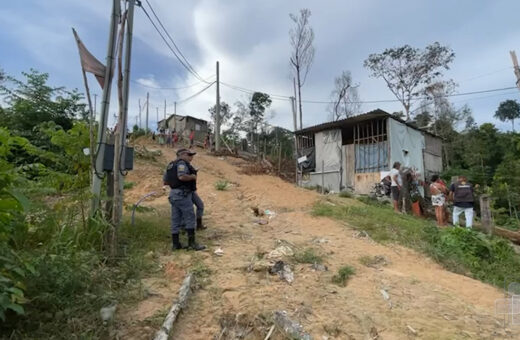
left=389, top=162, right=402, bottom=212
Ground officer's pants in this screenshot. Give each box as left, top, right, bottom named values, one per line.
left=169, top=193, right=196, bottom=234
left=192, top=191, right=204, bottom=219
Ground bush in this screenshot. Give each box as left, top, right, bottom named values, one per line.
left=331, top=265, right=355, bottom=286
left=339, top=191, right=354, bottom=198
left=294, top=248, right=323, bottom=264
left=215, top=180, right=229, bottom=191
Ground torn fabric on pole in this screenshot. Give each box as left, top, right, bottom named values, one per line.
left=72, top=28, right=106, bottom=89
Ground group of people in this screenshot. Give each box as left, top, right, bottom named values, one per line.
left=163, top=148, right=207, bottom=251
left=389, top=162, right=475, bottom=228
left=155, top=128, right=212, bottom=150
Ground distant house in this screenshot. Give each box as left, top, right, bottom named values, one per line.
left=295, top=109, right=442, bottom=194
left=158, top=114, right=209, bottom=143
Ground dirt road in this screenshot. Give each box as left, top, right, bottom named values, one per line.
left=121, top=145, right=512, bottom=339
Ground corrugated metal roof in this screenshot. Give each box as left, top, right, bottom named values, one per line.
left=295, top=108, right=439, bottom=138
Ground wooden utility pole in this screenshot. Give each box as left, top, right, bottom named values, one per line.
left=510, top=51, right=520, bottom=91
left=480, top=195, right=493, bottom=234
left=91, top=0, right=121, bottom=215
left=156, top=106, right=159, bottom=128
left=215, top=61, right=221, bottom=152
left=146, top=91, right=149, bottom=134
left=112, top=0, right=135, bottom=235
left=291, top=96, right=299, bottom=184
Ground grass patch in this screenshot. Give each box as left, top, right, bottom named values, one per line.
left=294, top=248, right=323, bottom=264
left=338, top=191, right=354, bottom=198
left=331, top=265, right=356, bottom=286
left=313, top=200, right=520, bottom=287
left=123, top=181, right=136, bottom=190
left=214, top=180, right=229, bottom=191
left=358, top=255, right=388, bottom=268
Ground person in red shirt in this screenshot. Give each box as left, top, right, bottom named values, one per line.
left=189, top=129, right=195, bottom=148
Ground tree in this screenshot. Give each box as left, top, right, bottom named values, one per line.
left=495, top=99, right=520, bottom=132
left=209, top=102, right=232, bottom=127
left=0, top=69, right=87, bottom=140
left=289, top=8, right=315, bottom=129
left=328, top=71, right=360, bottom=121
left=364, top=42, right=455, bottom=120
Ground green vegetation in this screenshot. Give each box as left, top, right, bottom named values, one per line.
left=338, top=191, right=354, bottom=198
left=0, top=69, right=170, bottom=338
left=313, top=201, right=520, bottom=286
left=124, top=181, right=136, bottom=190
left=331, top=265, right=356, bottom=286
left=214, top=180, right=229, bottom=191
left=294, top=248, right=323, bottom=264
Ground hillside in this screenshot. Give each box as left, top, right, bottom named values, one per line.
left=118, top=142, right=510, bottom=339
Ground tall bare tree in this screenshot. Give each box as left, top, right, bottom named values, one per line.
left=289, top=8, right=314, bottom=130
left=328, top=70, right=360, bottom=121
left=364, top=42, right=455, bottom=121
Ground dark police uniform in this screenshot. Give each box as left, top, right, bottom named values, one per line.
left=163, top=159, right=196, bottom=234
left=164, top=152, right=205, bottom=251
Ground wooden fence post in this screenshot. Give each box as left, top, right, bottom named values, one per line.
left=480, top=195, right=493, bottom=235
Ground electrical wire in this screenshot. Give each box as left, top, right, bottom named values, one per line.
left=140, top=5, right=207, bottom=83
left=131, top=76, right=215, bottom=90
left=143, top=0, right=207, bottom=83
left=176, top=81, right=215, bottom=105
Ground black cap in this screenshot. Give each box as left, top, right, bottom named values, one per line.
left=176, top=148, right=196, bottom=156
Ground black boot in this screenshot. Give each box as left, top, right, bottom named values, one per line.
left=196, top=217, right=207, bottom=230
left=171, top=234, right=184, bottom=250
left=187, top=229, right=206, bottom=251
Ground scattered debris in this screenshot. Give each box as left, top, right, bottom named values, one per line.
left=256, top=219, right=269, bottom=225
left=100, top=304, right=117, bottom=324
left=267, top=245, right=294, bottom=259
left=353, top=230, right=375, bottom=243
left=153, top=273, right=194, bottom=340
left=407, top=325, right=418, bottom=336
left=252, top=206, right=264, bottom=216
left=269, top=261, right=294, bottom=284
left=310, top=263, right=328, bottom=272
left=359, top=255, right=389, bottom=269
left=380, top=289, right=392, bottom=309
left=264, top=209, right=276, bottom=219
left=134, top=145, right=162, bottom=160
left=250, top=259, right=272, bottom=272
left=264, top=325, right=275, bottom=340
left=312, top=238, right=329, bottom=244
left=273, top=310, right=312, bottom=340
left=214, top=247, right=224, bottom=256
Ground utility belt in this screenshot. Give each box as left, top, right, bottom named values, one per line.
left=171, top=187, right=193, bottom=197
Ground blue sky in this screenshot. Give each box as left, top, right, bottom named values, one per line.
left=1, top=0, right=520, bottom=131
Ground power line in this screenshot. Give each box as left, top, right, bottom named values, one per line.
left=143, top=0, right=207, bottom=83
left=131, top=76, right=214, bottom=90
left=176, top=81, right=215, bottom=105
left=139, top=5, right=207, bottom=83
left=221, top=81, right=517, bottom=105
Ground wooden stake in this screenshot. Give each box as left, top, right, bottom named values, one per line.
left=480, top=195, right=493, bottom=235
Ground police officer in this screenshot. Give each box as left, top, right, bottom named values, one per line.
left=184, top=153, right=207, bottom=230
left=163, top=149, right=206, bottom=251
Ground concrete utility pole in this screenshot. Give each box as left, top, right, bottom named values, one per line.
left=91, top=0, right=121, bottom=215
left=164, top=99, right=167, bottom=121
left=156, top=107, right=159, bottom=129
left=146, top=91, right=149, bottom=134
left=215, top=61, right=221, bottom=152
left=174, top=101, right=177, bottom=115
left=291, top=96, right=299, bottom=184
left=293, top=77, right=301, bottom=130
left=510, top=51, right=520, bottom=91
left=138, top=98, right=142, bottom=129
left=112, top=0, right=136, bottom=230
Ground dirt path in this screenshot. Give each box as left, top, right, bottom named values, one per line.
left=121, top=145, right=513, bottom=340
